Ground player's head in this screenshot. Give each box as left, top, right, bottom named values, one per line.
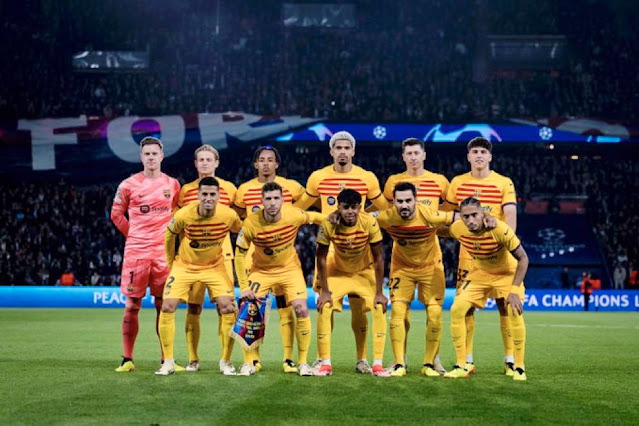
left=401, top=138, right=426, bottom=172
left=336, top=188, right=361, bottom=225
left=253, top=145, right=281, bottom=178
left=261, top=181, right=283, bottom=217
left=466, top=137, right=492, bottom=171
left=198, top=176, right=220, bottom=211
left=393, top=182, right=417, bottom=219
left=194, top=145, right=220, bottom=177
left=459, top=197, right=484, bottom=232
left=139, top=137, right=164, bottom=172
left=329, top=131, right=356, bottom=167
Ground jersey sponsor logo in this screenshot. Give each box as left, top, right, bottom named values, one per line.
left=327, top=196, right=336, bottom=205
left=140, top=205, right=150, bottom=213
left=252, top=205, right=261, bottom=213
left=397, top=239, right=407, bottom=246
left=190, top=241, right=200, bottom=248
left=139, top=205, right=169, bottom=214
left=263, top=248, right=274, bottom=255
left=163, top=189, right=171, bottom=199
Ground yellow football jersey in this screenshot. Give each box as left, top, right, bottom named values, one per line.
left=178, top=177, right=237, bottom=208
left=236, top=205, right=324, bottom=272
left=316, top=212, right=383, bottom=274
left=383, top=170, right=449, bottom=211
left=449, top=219, right=521, bottom=274
left=376, top=205, right=454, bottom=270
left=446, top=171, right=516, bottom=221
left=235, top=176, right=304, bottom=215
left=168, top=203, right=242, bottom=267
left=301, top=165, right=385, bottom=214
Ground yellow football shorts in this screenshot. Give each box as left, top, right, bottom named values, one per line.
left=455, top=268, right=525, bottom=309
left=326, top=267, right=377, bottom=313
left=247, top=268, right=307, bottom=305
left=389, top=263, right=445, bottom=305
left=164, top=261, right=234, bottom=303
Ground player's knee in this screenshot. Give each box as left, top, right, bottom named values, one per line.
left=126, top=297, right=142, bottom=311
left=426, top=305, right=442, bottom=323
left=161, top=299, right=178, bottom=313
left=390, top=302, right=408, bottom=320
left=293, top=303, right=309, bottom=318
left=188, top=304, right=202, bottom=315
left=495, top=298, right=508, bottom=316
left=450, top=301, right=468, bottom=320
left=218, top=301, right=235, bottom=315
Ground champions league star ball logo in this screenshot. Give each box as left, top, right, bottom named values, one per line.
left=252, top=205, right=261, bottom=213
left=373, top=126, right=387, bottom=139
left=327, top=196, right=336, bottom=206
left=539, top=127, right=553, bottom=141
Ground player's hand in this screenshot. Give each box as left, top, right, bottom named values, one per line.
left=483, top=213, right=497, bottom=229
left=241, top=289, right=257, bottom=301
left=374, top=293, right=389, bottom=313
left=328, top=211, right=340, bottom=225
left=316, top=291, right=333, bottom=312
left=506, top=292, right=523, bottom=315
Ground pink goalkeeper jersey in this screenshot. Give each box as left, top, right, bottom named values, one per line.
left=111, top=172, right=180, bottom=259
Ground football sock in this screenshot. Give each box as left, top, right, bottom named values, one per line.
left=465, top=310, right=475, bottom=361
left=295, top=316, right=311, bottom=365
left=350, top=297, right=368, bottom=360
left=390, top=301, right=408, bottom=365
left=158, top=311, right=175, bottom=361
left=508, top=306, right=526, bottom=369
left=185, top=311, right=201, bottom=363
left=121, top=305, right=139, bottom=359
left=499, top=314, right=514, bottom=361
left=404, top=307, right=411, bottom=362
left=451, top=300, right=473, bottom=367
left=317, top=307, right=332, bottom=361
left=278, top=306, right=295, bottom=362
left=220, top=312, right=236, bottom=362
left=424, top=304, right=442, bottom=366
left=372, top=304, right=387, bottom=361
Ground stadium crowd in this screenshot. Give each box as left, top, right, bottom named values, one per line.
left=1, top=144, right=637, bottom=289
left=0, top=0, right=637, bottom=122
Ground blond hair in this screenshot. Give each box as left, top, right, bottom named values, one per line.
left=329, top=131, right=356, bottom=149
left=194, top=144, right=219, bottom=161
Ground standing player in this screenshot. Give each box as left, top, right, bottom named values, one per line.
left=156, top=177, right=242, bottom=376
left=233, top=182, right=325, bottom=376
left=177, top=145, right=238, bottom=373
left=375, top=183, right=454, bottom=377
left=234, top=146, right=305, bottom=373
left=444, top=137, right=517, bottom=375
left=314, top=189, right=389, bottom=377
left=295, top=131, right=389, bottom=374
left=439, top=198, right=528, bottom=381
left=111, top=136, right=181, bottom=372
left=381, top=138, right=450, bottom=374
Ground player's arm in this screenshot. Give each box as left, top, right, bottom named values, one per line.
left=232, top=204, right=247, bottom=218
left=305, top=211, right=327, bottom=225
left=315, top=242, right=333, bottom=311
left=171, top=179, right=181, bottom=212
left=370, top=241, right=388, bottom=312
left=441, top=200, right=458, bottom=212
left=502, top=178, right=517, bottom=232
left=110, top=184, right=130, bottom=237
left=293, top=191, right=319, bottom=211
left=507, top=244, right=529, bottom=315
left=234, top=228, right=254, bottom=299
left=164, top=217, right=182, bottom=269
left=503, top=204, right=517, bottom=232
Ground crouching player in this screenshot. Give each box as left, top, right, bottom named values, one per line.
left=233, top=182, right=325, bottom=376
left=439, top=198, right=528, bottom=381
left=315, top=189, right=390, bottom=377
left=156, top=177, right=242, bottom=376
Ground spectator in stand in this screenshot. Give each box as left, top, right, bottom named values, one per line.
left=613, top=263, right=626, bottom=290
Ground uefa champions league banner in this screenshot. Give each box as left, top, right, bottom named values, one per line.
left=0, top=112, right=319, bottom=178
left=1, top=287, right=638, bottom=311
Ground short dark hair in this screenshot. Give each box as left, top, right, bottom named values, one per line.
left=140, top=136, right=163, bottom=150
left=253, top=145, right=281, bottom=164
left=393, top=182, right=417, bottom=197
left=199, top=176, right=220, bottom=189
left=460, top=197, right=482, bottom=208
left=262, top=181, right=283, bottom=195
left=401, top=138, right=424, bottom=152
left=337, top=188, right=362, bottom=206
left=467, top=137, right=492, bottom=153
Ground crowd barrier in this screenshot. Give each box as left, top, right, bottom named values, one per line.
left=1, top=287, right=637, bottom=311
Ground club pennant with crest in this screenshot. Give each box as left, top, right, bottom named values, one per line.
left=230, top=293, right=271, bottom=350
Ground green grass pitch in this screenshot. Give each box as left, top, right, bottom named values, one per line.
left=1, top=308, right=637, bottom=425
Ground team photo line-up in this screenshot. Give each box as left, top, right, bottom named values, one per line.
left=111, top=130, right=528, bottom=381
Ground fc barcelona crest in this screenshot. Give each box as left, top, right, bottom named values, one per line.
left=163, top=189, right=171, bottom=199
left=473, top=189, right=481, bottom=198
